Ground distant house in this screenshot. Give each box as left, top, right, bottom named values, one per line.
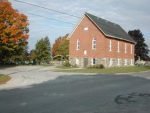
left=69, top=13, right=135, bottom=67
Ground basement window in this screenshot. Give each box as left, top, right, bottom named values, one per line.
left=124, top=59, right=128, bottom=65
left=117, top=58, right=121, bottom=66
left=92, top=58, right=96, bottom=65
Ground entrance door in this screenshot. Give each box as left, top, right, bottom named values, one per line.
left=83, top=58, right=88, bottom=67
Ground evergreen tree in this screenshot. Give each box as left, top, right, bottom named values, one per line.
left=35, top=37, right=51, bottom=64
left=128, top=29, right=149, bottom=61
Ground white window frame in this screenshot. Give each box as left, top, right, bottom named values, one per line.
left=109, top=58, right=113, bottom=67
left=117, top=58, right=120, bottom=66
left=131, top=44, right=133, bottom=54
left=130, top=59, right=134, bottom=65
left=84, top=27, right=88, bottom=31
left=109, top=40, right=112, bottom=52
left=125, top=43, right=127, bottom=54
left=92, top=58, right=96, bottom=65
left=76, top=39, right=80, bottom=50
left=84, top=50, right=87, bottom=55
left=75, top=58, right=79, bottom=65
left=91, top=58, right=96, bottom=65
left=92, top=38, right=96, bottom=49
left=124, top=59, right=128, bottom=65
left=117, top=41, right=120, bottom=53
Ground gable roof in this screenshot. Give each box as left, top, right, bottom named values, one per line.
left=85, top=13, right=135, bottom=43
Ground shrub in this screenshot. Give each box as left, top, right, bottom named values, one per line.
left=53, top=55, right=63, bottom=61
left=63, top=60, right=71, bottom=67
left=89, top=64, right=104, bottom=69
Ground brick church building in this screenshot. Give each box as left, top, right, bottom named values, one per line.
left=69, top=13, right=135, bottom=67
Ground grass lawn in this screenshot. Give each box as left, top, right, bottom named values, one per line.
left=56, top=66, right=78, bottom=69
left=55, top=66, right=150, bottom=74
left=0, top=74, right=11, bottom=85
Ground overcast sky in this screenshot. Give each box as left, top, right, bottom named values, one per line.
left=10, top=0, right=150, bottom=50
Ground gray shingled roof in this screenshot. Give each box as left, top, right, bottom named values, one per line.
left=85, top=13, right=135, bottom=43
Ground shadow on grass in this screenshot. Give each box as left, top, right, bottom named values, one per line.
left=0, top=64, right=17, bottom=70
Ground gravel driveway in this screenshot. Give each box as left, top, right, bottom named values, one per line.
left=0, top=66, right=72, bottom=90
left=0, top=66, right=150, bottom=90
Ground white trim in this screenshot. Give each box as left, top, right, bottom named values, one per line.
left=84, top=27, right=88, bottom=31
left=117, top=58, right=121, bottom=66
left=109, top=40, right=112, bottom=52
left=130, top=59, right=134, bottom=65
left=68, top=15, right=85, bottom=39
left=124, top=59, right=128, bottom=65
left=109, top=58, right=113, bottom=67
left=92, top=58, right=96, bottom=65
left=117, top=41, right=120, bottom=53
left=75, top=58, right=79, bottom=65
left=84, top=50, right=87, bottom=55
left=92, top=38, right=96, bottom=49
left=125, top=43, right=127, bottom=54
left=131, top=44, right=133, bottom=54
left=76, top=39, right=80, bottom=50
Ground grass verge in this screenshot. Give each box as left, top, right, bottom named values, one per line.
left=56, top=66, right=77, bottom=69
left=55, top=66, right=150, bottom=74
left=0, top=74, right=11, bottom=85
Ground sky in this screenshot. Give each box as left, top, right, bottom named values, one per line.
left=9, top=0, right=150, bottom=50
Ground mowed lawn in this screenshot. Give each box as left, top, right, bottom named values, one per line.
left=0, top=74, right=11, bottom=84
left=56, top=66, right=150, bottom=74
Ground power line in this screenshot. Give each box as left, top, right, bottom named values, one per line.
left=13, top=0, right=80, bottom=18
left=27, top=12, right=75, bottom=25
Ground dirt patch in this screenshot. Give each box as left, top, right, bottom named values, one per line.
left=0, top=75, right=11, bottom=85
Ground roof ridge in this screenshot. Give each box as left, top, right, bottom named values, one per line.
left=85, top=12, right=119, bottom=26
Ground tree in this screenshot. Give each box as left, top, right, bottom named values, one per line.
left=0, top=0, right=29, bottom=64
left=128, top=29, right=149, bottom=61
left=35, top=37, right=51, bottom=64
left=22, top=45, right=29, bottom=63
left=52, top=34, right=69, bottom=60
left=30, top=49, right=36, bottom=64
left=44, top=36, right=51, bottom=61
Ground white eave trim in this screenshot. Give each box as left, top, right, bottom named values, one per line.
left=67, top=15, right=85, bottom=39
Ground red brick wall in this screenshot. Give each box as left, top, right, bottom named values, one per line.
left=69, top=16, right=134, bottom=59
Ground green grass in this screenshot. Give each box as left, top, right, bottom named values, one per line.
left=56, top=66, right=77, bottom=69
left=55, top=66, right=150, bottom=74
left=0, top=74, right=11, bottom=84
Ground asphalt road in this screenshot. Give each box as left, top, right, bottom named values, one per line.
left=0, top=67, right=150, bottom=113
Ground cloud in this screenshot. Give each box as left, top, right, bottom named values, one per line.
left=10, top=0, right=150, bottom=50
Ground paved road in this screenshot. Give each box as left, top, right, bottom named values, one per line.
left=0, top=66, right=150, bottom=113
